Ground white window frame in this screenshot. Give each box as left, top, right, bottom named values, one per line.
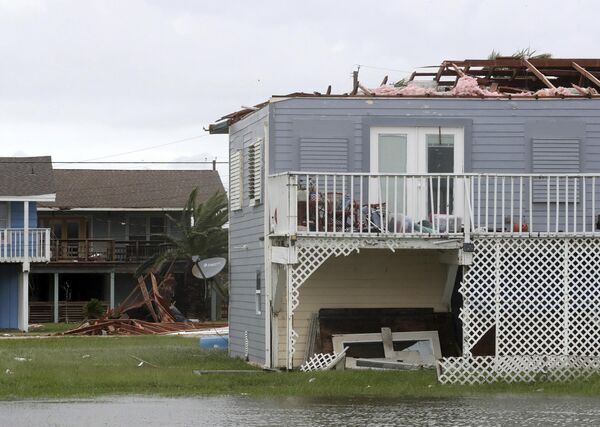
left=255, top=269, right=262, bottom=315
left=370, top=126, right=465, bottom=222
left=0, top=202, right=9, bottom=229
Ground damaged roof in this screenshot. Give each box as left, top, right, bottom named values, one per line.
left=0, top=156, right=55, bottom=198
left=39, top=169, right=224, bottom=210
left=209, top=57, right=600, bottom=133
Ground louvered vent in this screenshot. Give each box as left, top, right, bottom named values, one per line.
left=230, top=150, right=243, bottom=210
left=248, top=140, right=262, bottom=206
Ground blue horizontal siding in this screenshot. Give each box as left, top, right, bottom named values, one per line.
left=0, top=265, right=19, bottom=329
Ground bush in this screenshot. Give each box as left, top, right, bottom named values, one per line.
left=84, top=298, right=105, bottom=320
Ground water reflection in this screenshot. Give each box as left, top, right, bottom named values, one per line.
left=1, top=395, right=599, bottom=426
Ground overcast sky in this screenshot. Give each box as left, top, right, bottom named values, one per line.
left=1, top=0, right=599, bottom=183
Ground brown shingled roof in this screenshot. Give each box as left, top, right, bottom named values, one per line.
left=39, top=169, right=224, bottom=209
left=0, top=156, right=55, bottom=197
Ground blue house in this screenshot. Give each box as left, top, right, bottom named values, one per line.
left=0, top=157, right=55, bottom=331
left=211, top=57, right=600, bottom=383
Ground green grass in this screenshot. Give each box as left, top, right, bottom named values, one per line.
left=1, top=335, right=600, bottom=399
left=0, top=323, right=80, bottom=336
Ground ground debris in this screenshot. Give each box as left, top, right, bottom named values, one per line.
left=60, top=270, right=226, bottom=336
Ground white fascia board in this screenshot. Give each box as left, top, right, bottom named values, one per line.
left=36, top=207, right=183, bottom=212
left=0, top=193, right=56, bottom=202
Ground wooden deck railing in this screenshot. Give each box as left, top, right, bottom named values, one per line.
left=0, top=228, right=51, bottom=262
left=269, top=172, right=600, bottom=238
left=50, top=239, right=174, bottom=263
left=29, top=301, right=109, bottom=324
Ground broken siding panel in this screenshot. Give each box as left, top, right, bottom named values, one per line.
left=228, top=106, right=268, bottom=365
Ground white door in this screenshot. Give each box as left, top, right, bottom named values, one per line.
left=370, top=127, right=419, bottom=221
left=370, top=127, right=464, bottom=229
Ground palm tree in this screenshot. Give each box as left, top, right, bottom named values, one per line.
left=137, top=189, right=228, bottom=318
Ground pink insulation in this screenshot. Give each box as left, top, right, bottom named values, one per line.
left=534, top=87, right=575, bottom=97
left=451, top=76, right=500, bottom=96
left=370, top=83, right=436, bottom=96
left=370, top=77, right=581, bottom=98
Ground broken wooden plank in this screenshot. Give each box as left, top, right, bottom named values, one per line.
left=355, top=358, right=420, bottom=371
left=138, top=276, right=159, bottom=323
left=523, top=58, right=555, bottom=89
left=358, top=83, right=373, bottom=96
left=193, top=370, right=265, bottom=375
left=450, top=63, right=465, bottom=78
left=572, top=62, right=600, bottom=89
left=381, top=327, right=395, bottom=359
left=129, top=354, right=159, bottom=368
left=572, top=83, right=591, bottom=96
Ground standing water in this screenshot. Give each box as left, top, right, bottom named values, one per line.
left=1, top=395, right=599, bottom=426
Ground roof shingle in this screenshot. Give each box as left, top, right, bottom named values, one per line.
left=39, top=169, right=224, bottom=209
left=0, top=156, right=55, bottom=197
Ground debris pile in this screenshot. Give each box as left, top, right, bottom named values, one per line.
left=62, top=272, right=226, bottom=336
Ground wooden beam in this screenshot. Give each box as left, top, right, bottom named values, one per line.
left=434, top=62, right=447, bottom=82
left=572, top=62, right=600, bottom=89
left=358, top=83, right=373, bottom=96
left=380, top=75, right=388, bottom=86
left=571, top=83, right=590, bottom=96
left=522, top=58, right=555, bottom=89
left=451, top=63, right=465, bottom=78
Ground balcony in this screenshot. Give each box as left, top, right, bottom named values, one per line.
left=0, top=228, right=51, bottom=262
left=269, top=172, right=600, bottom=239
left=49, top=239, right=174, bottom=263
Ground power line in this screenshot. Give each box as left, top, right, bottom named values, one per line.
left=355, top=64, right=413, bottom=74
left=82, top=134, right=212, bottom=161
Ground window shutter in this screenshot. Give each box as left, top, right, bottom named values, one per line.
left=248, top=140, right=262, bottom=206
left=532, top=138, right=580, bottom=202
left=230, top=150, right=243, bottom=211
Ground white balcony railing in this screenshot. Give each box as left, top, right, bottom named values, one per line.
left=268, top=172, right=600, bottom=238
left=0, top=228, right=51, bottom=262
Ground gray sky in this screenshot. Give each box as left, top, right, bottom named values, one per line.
left=1, top=0, right=599, bottom=183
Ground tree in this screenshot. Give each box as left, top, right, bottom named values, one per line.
left=137, top=189, right=228, bottom=318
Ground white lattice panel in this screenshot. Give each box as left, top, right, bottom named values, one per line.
left=567, top=239, right=600, bottom=356
left=288, top=238, right=359, bottom=361
left=438, top=355, right=600, bottom=384
left=446, top=237, right=600, bottom=383
left=460, top=239, right=497, bottom=356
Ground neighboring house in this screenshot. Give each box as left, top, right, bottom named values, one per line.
left=31, top=168, right=225, bottom=324
left=211, top=57, right=600, bottom=381
left=0, top=157, right=55, bottom=331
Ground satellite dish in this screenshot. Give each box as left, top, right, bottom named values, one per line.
left=192, top=257, right=226, bottom=279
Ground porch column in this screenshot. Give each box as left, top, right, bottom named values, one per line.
left=109, top=271, right=115, bottom=309
left=19, top=201, right=30, bottom=331
left=18, top=271, right=29, bottom=331
left=53, top=273, right=59, bottom=323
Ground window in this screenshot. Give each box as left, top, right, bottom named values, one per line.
left=255, top=270, right=262, bottom=315
left=149, top=217, right=166, bottom=241
left=0, top=202, right=8, bottom=228
left=230, top=150, right=243, bottom=211
left=248, top=140, right=262, bottom=206
left=128, top=217, right=147, bottom=241
left=427, top=133, right=455, bottom=215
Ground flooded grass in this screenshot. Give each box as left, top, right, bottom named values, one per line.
left=1, top=335, right=600, bottom=399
